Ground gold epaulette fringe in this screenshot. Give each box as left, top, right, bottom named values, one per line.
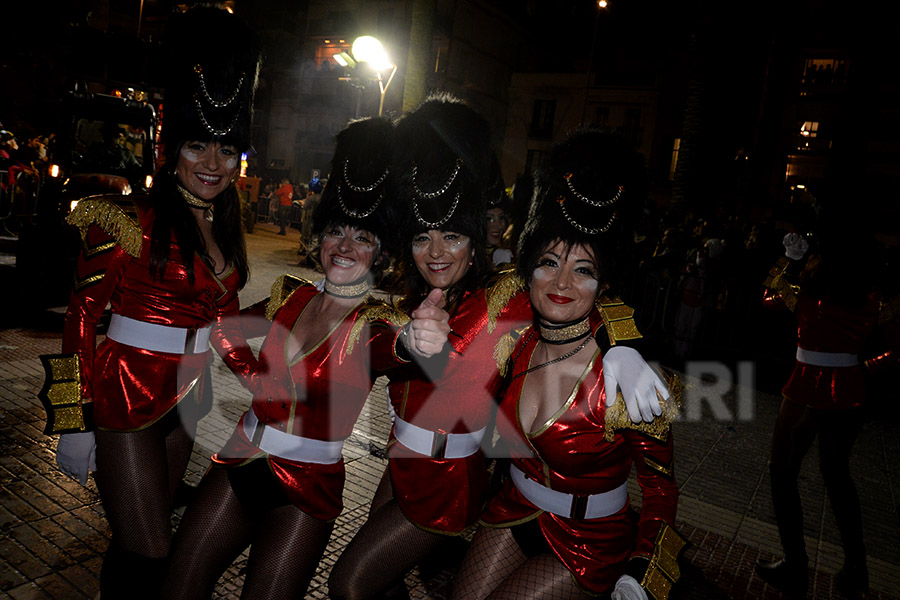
left=66, top=196, right=142, bottom=258
left=604, top=371, right=683, bottom=442
left=879, top=294, right=900, bottom=325
left=494, top=325, right=532, bottom=377
left=641, top=523, right=688, bottom=600
left=265, top=274, right=311, bottom=321
left=346, top=301, right=411, bottom=356
left=486, top=270, right=526, bottom=334
left=596, top=295, right=642, bottom=346
left=762, top=257, right=799, bottom=311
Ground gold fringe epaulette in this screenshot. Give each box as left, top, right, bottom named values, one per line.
left=66, top=196, right=142, bottom=258
left=494, top=325, right=532, bottom=377
left=879, top=294, right=900, bottom=325
left=596, top=295, right=642, bottom=346
left=265, top=274, right=312, bottom=321
left=486, top=269, right=526, bottom=334
left=346, top=300, right=411, bottom=356
left=640, top=523, right=688, bottom=600
left=38, top=354, right=87, bottom=434
left=762, top=257, right=800, bottom=311
left=604, top=371, right=683, bottom=442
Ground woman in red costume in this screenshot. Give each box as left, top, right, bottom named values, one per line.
left=161, top=117, right=449, bottom=600
left=755, top=208, right=881, bottom=600
left=450, top=129, right=682, bottom=600
left=46, top=7, right=263, bottom=598
left=328, top=100, right=669, bottom=600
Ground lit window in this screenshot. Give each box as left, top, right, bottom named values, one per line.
left=800, top=121, right=818, bottom=137
left=669, top=138, right=680, bottom=180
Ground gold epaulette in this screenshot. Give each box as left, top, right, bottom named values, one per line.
left=486, top=269, right=526, bottom=334
left=38, top=354, right=87, bottom=434
left=66, top=196, right=142, bottom=258
left=596, top=295, right=642, bottom=346
left=762, top=257, right=800, bottom=311
left=641, top=523, right=688, bottom=600
left=494, top=325, right=532, bottom=377
left=346, top=300, right=411, bottom=356
left=604, top=371, right=683, bottom=442
left=265, top=274, right=313, bottom=321
left=879, top=294, right=900, bottom=325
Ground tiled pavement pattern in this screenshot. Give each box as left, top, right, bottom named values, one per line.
left=2, top=223, right=899, bottom=599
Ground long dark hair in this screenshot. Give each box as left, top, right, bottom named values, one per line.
left=149, top=160, right=249, bottom=288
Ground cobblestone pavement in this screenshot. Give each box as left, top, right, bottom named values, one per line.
left=2, top=223, right=899, bottom=599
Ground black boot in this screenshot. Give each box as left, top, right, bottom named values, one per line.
left=755, top=558, right=808, bottom=599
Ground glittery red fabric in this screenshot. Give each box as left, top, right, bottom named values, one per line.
left=388, top=285, right=532, bottom=534
left=63, top=200, right=258, bottom=431
left=782, top=294, right=878, bottom=410
left=214, top=283, right=398, bottom=521
left=480, top=309, right=678, bottom=594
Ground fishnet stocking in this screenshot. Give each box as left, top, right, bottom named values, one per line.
left=328, top=499, right=448, bottom=600
left=487, top=553, right=591, bottom=599
left=163, top=466, right=334, bottom=599
left=94, top=413, right=196, bottom=559
left=367, top=466, right=394, bottom=517
left=450, top=526, right=526, bottom=599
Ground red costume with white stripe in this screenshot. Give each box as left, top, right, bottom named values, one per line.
left=215, top=281, right=401, bottom=520
left=62, top=196, right=258, bottom=431
left=480, top=310, right=678, bottom=595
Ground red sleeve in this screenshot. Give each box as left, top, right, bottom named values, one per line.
left=624, top=428, right=679, bottom=559
left=62, top=225, right=132, bottom=399
left=210, top=287, right=262, bottom=395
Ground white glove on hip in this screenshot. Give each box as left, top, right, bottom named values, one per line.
left=57, top=431, right=96, bottom=486
left=604, top=346, right=668, bottom=423
left=783, top=232, right=809, bottom=261
left=611, top=574, right=648, bottom=600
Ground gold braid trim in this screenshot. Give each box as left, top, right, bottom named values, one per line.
left=596, top=295, right=642, bottom=346
left=265, top=275, right=312, bottom=321
left=604, top=371, right=683, bottom=442
left=66, top=196, right=142, bottom=258
left=38, top=354, right=86, bottom=434
left=641, top=523, right=688, bottom=600
left=486, top=270, right=526, bottom=334
left=762, top=257, right=800, bottom=311
left=346, top=301, right=411, bottom=356
left=494, top=325, right=532, bottom=377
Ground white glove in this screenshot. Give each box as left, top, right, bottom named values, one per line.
left=783, top=232, right=809, bottom=261
left=57, top=432, right=96, bottom=485
left=611, top=574, right=648, bottom=600
left=604, top=346, right=668, bottom=423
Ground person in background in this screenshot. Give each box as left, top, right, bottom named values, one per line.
left=238, top=170, right=261, bottom=233
left=43, top=6, right=262, bottom=598
left=276, top=176, right=294, bottom=235
left=485, top=186, right=514, bottom=269
left=756, top=207, right=882, bottom=600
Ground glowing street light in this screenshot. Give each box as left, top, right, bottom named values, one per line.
left=333, top=36, right=398, bottom=116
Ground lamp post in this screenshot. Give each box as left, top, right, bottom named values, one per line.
left=334, top=36, right=397, bottom=117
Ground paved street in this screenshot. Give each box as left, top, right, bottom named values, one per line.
left=1, top=222, right=899, bottom=599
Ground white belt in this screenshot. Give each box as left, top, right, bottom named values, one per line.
left=796, top=347, right=859, bottom=367
left=393, top=415, right=485, bottom=459
left=107, top=314, right=211, bottom=354
left=510, top=464, right=628, bottom=520
left=242, top=408, right=344, bottom=464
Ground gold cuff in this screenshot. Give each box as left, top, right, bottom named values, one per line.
left=38, top=354, right=87, bottom=434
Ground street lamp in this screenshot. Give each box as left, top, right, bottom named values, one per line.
left=334, top=36, right=397, bottom=117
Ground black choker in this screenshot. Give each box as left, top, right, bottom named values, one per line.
left=539, top=316, right=591, bottom=345
left=324, top=278, right=370, bottom=299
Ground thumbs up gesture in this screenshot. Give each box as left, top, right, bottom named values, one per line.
left=404, top=288, right=451, bottom=358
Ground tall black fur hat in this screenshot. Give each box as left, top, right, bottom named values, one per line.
left=160, top=5, right=261, bottom=159
left=388, top=93, right=497, bottom=250
left=517, top=128, right=648, bottom=290
left=312, top=117, right=394, bottom=247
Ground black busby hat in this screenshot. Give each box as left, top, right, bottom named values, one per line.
left=517, top=128, right=648, bottom=290
left=312, top=117, right=394, bottom=247
left=161, top=5, right=261, bottom=158
left=389, top=93, right=496, bottom=247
